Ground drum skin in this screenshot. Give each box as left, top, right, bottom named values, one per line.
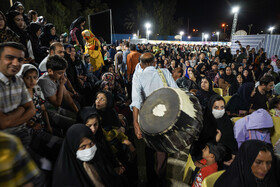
left=139, top=87, right=203, bottom=153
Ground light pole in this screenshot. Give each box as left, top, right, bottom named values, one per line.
left=179, top=31, right=184, bottom=41
left=204, top=34, right=209, bottom=42
left=230, top=6, right=239, bottom=42
left=145, top=22, right=151, bottom=40
left=216, top=32, right=220, bottom=42
left=202, top=33, right=204, bottom=42
left=147, top=30, right=151, bottom=41
left=268, top=26, right=275, bottom=34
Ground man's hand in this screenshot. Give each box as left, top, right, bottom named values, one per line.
left=133, top=121, right=142, bottom=139
left=59, top=75, right=67, bottom=85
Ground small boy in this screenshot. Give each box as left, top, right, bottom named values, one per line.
left=192, top=141, right=225, bottom=187
left=37, top=55, right=78, bottom=134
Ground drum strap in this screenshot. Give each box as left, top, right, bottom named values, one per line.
left=157, top=69, right=168, bottom=87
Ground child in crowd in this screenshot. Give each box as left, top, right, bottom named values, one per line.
left=269, top=97, right=280, bottom=117
left=37, top=55, right=78, bottom=135
left=192, top=141, right=225, bottom=187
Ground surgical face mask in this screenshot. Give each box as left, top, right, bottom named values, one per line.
left=76, top=145, right=97, bottom=162
left=212, top=109, right=225, bottom=119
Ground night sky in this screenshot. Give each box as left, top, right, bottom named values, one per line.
left=106, top=0, right=280, bottom=35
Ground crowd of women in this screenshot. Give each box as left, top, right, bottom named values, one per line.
left=1, top=1, right=280, bottom=187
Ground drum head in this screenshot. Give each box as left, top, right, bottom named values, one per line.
left=139, top=88, right=180, bottom=135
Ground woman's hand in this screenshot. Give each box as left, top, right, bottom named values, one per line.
left=216, top=129, right=222, bottom=142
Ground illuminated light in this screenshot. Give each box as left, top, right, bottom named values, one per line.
left=232, top=6, right=239, bottom=13
left=216, top=32, right=220, bottom=35
left=193, top=29, right=196, bottom=32
left=179, top=31, right=184, bottom=35
left=188, top=36, right=191, bottom=39
left=222, top=24, right=225, bottom=27
left=145, top=22, right=151, bottom=29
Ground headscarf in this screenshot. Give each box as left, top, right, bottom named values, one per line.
left=53, top=124, right=121, bottom=187
left=220, top=66, right=236, bottom=85
left=39, top=23, right=58, bottom=48
left=52, top=124, right=97, bottom=186
left=185, top=66, right=191, bottom=79
left=205, top=95, right=238, bottom=154
left=236, top=82, right=254, bottom=110
left=17, top=64, right=39, bottom=78
left=215, top=140, right=280, bottom=187
left=93, top=91, right=121, bottom=130
left=242, top=68, right=254, bottom=83
left=0, top=11, right=20, bottom=43
left=70, top=16, right=86, bottom=31
left=196, top=63, right=206, bottom=75
left=27, top=22, right=41, bottom=39
left=101, top=72, right=115, bottom=89
left=6, top=10, right=28, bottom=47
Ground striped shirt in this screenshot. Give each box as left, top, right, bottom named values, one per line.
left=0, top=72, right=31, bottom=113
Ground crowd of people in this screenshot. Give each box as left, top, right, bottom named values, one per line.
left=0, top=1, right=280, bottom=187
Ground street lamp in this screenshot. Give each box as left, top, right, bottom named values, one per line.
left=179, top=31, right=184, bottom=41
left=216, top=32, right=220, bottom=42
left=230, top=6, right=240, bottom=41
left=204, top=34, right=209, bottom=42
left=145, top=22, right=151, bottom=40
left=188, top=36, right=191, bottom=40
left=268, top=26, right=275, bottom=34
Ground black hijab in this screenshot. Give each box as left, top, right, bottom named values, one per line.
left=70, top=16, right=86, bottom=31
left=220, top=66, right=236, bottom=84
left=27, top=22, right=41, bottom=39
left=53, top=124, right=97, bottom=186
left=242, top=68, right=254, bottom=83
left=39, top=23, right=58, bottom=47
left=237, top=82, right=255, bottom=110
left=195, top=77, right=217, bottom=109
left=205, top=95, right=238, bottom=154
left=94, top=91, right=121, bottom=130
left=196, top=63, right=206, bottom=75
left=53, top=124, right=121, bottom=187
left=6, top=10, right=29, bottom=48
left=215, top=140, right=280, bottom=187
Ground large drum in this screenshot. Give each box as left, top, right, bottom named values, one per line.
left=139, top=87, right=203, bottom=153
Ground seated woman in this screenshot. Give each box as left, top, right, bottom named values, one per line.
left=228, top=73, right=243, bottom=96
left=176, top=68, right=200, bottom=92
left=219, top=66, right=236, bottom=96
left=234, top=109, right=274, bottom=148
left=242, top=68, right=255, bottom=83
left=226, top=82, right=255, bottom=117
left=52, top=124, right=126, bottom=186
left=191, top=95, right=238, bottom=165
left=39, top=23, right=59, bottom=48
left=0, top=11, right=20, bottom=43
left=27, top=22, right=48, bottom=65
left=93, top=91, right=135, bottom=155
left=215, top=140, right=280, bottom=187
left=78, top=107, right=138, bottom=186
left=195, top=77, right=217, bottom=110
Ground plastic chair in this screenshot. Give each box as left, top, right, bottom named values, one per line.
left=201, top=170, right=225, bottom=187
left=231, top=117, right=243, bottom=125
left=223, top=96, right=232, bottom=105
left=183, top=154, right=196, bottom=183
left=213, top=88, right=223, bottom=96
left=271, top=117, right=280, bottom=146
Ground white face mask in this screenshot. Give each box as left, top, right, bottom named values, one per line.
left=212, top=109, right=225, bottom=119
left=76, top=145, right=97, bottom=162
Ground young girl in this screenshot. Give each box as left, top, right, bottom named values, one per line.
left=269, top=97, right=280, bottom=117
left=18, top=64, right=52, bottom=134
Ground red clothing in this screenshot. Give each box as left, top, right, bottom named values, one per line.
left=126, top=50, right=141, bottom=78
left=192, top=159, right=218, bottom=187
